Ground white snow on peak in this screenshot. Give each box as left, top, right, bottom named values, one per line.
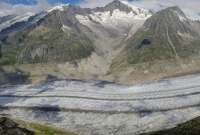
left=76, top=8, right=151, bottom=33
left=48, top=4, right=68, bottom=13
left=178, top=14, right=187, bottom=22
left=0, top=13, right=34, bottom=31
left=179, top=15, right=187, bottom=22
left=76, top=8, right=151, bottom=25
left=173, top=10, right=187, bottom=22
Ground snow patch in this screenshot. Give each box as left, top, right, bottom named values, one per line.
left=48, top=4, right=68, bottom=13
left=0, top=13, right=34, bottom=31
left=177, top=31, right=193, bottom=39
left=178, top=14, right=187, bottom=22
left=173, top=10, right=187, bottom=22
left=61, top=25, right=71, bottom=32
left=76, top=9, right=151, bottom=29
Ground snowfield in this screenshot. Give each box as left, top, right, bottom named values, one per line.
left=0, top=74, right=200, bottom=135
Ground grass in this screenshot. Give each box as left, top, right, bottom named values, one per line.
left=16, top=119, right=78, bottom=135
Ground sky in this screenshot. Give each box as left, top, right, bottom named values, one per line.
left=0, top=0, right=200, bottom=19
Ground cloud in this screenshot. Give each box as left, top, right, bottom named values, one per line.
left=0, top=0, right=52, bottom=16
left=0, top=0, right=200, bottom=20
left=79, top=0, right=113, bottom=8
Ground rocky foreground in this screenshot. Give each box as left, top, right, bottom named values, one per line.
left=0, top=116, right=200, bottom=135
left=0, top=117, right=78, bottom=135
left=0, top=117, right=34, bottom=135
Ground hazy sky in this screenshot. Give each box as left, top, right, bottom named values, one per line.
left=0, top=0, right=200, bottom=19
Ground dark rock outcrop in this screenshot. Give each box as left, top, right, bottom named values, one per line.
left=0, top=68, right=30, bottom=85
left=0, top=117, right=34, bottom=135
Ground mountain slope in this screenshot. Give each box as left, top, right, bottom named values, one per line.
left=108, top=6, right=200, bottom=84
left=114, top=6, right=200, bottom=65
left=75, top=0, right=152, bottom=73
left=0, top=0, right=151, bottom=66
left=2, top=1, right=200, bottom=84
left=0, top=5, right=95, bottom=64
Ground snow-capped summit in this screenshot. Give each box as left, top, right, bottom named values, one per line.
left=76, top=0, right=152, bottom=39
left=48, top=4, right=69, bottom=13
left=93, top=0, right=151, bottom=17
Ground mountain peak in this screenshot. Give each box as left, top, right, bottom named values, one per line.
left=102, top=0, right=133, bottom=13
left=94, top=0, right=151, bottom=16
left=165, top=6, right=185, bottom=15
left=167, top=6, right=182, bottom=11
left=48, top=4, right=69, bottom=13
left=109, top=0, right=123, bottom=5
left=145, top=6, right=188, bottom=26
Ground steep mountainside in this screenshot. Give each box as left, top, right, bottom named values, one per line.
left=110, top=6, right=200, bottom=81
left=0, top=5, right=95, bottom=64
left=113, top=6, right=200, bottom=65
left=108, top=6, right=200, bottom=84
left=0, top=0, right=152, bottom=72
left=76, top=0, right=151, bottom=58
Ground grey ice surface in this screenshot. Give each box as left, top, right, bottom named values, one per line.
left=0, top=74, right=200, bottom=135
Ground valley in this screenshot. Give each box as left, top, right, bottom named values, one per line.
left=1, top=0, right=200, bottom=135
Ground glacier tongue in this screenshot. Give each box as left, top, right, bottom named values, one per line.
left=1, top=74, right=200, bottom=135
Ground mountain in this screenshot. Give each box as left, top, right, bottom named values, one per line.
left=114, top=6, right=200, bottom=64
left=110, top=6, right=200, bottom=82
left=1, top=0, right=200, bottom=84
left=0, top=0, right=151, bottom=66
left=0, top=5, right=95, bottom=64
